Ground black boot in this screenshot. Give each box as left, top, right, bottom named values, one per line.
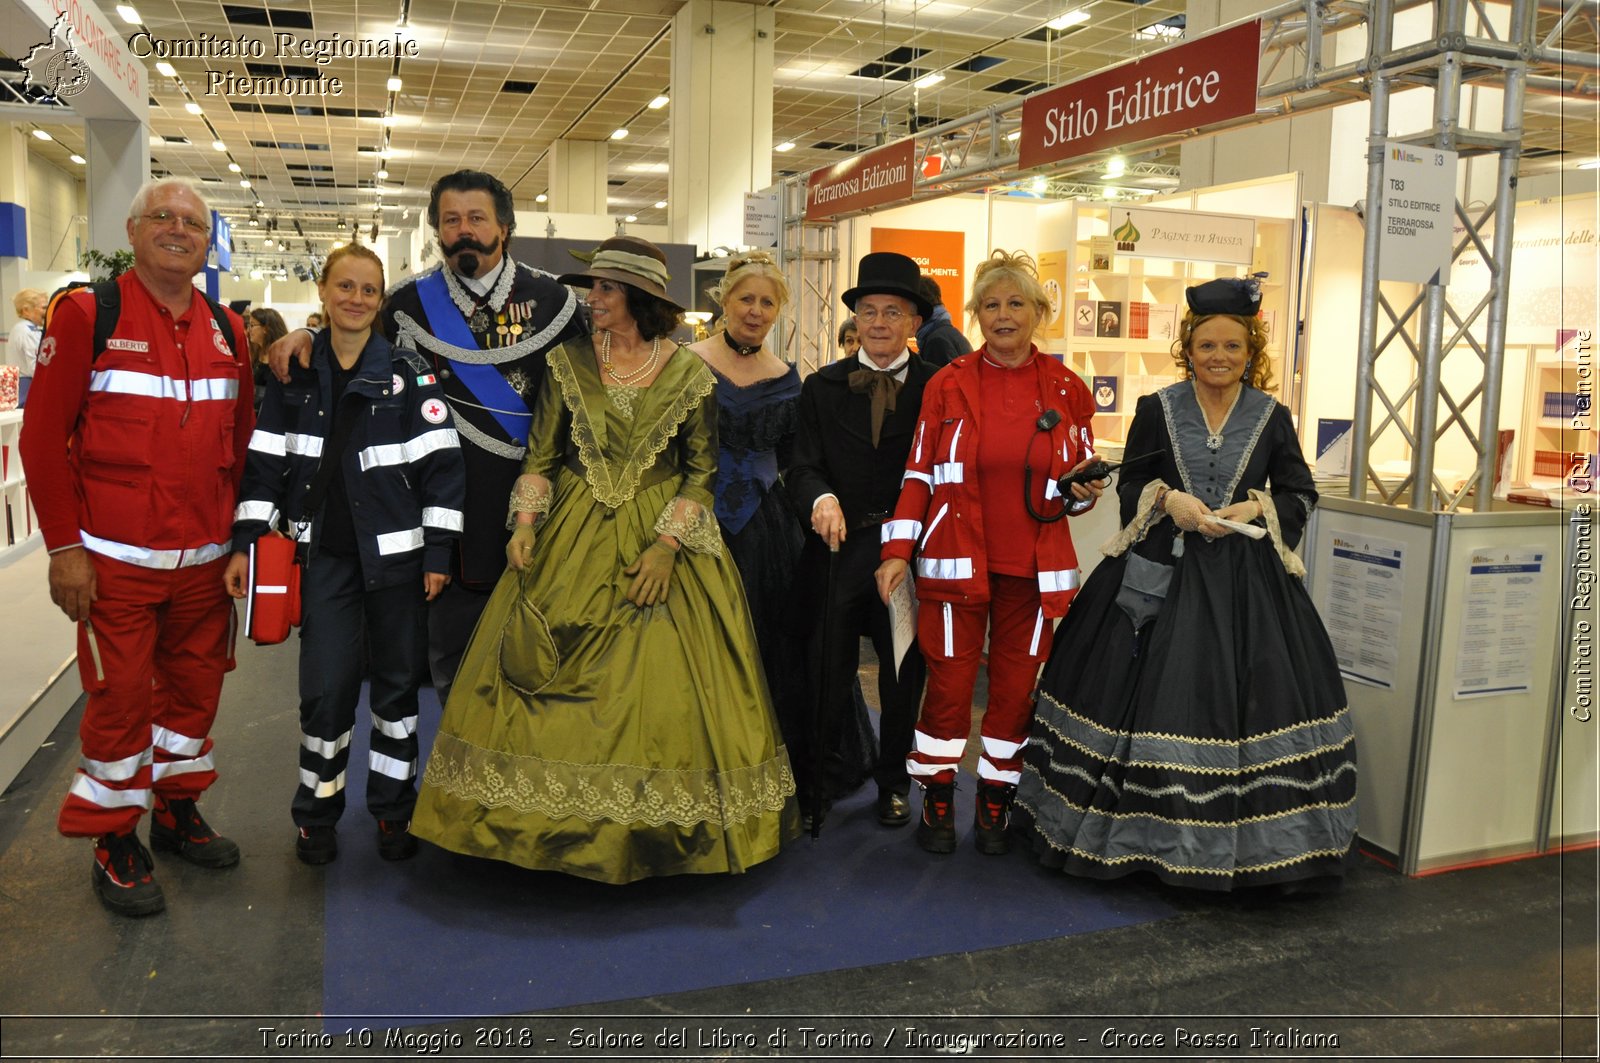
left=149, top=796, right=240, bottom=868
left=916, top=781, right=957, bottom=854
left=92, top=831, right=165, bottom=917
left=974, top=782, right=1017, bottom=855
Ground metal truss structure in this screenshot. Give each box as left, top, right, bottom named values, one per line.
left=777, top=0, right=1597, bottom=513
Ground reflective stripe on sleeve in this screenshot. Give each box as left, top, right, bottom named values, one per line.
left=1038, top=568, right=1081, bottom=594
left=152, top=752, right=215, bottom=780
left=933, top=462, right=964, bottom=486
left=234, top=500, right=280, bottom=525
left=881, top=519, right=921, bottom=544
left=421, top=507, right=464, bottom=532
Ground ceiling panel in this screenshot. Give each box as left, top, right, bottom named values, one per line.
left=1, top=0, right=1592, bottom=273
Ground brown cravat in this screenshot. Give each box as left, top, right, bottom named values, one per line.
left=847, top=366, right=905, bottom=447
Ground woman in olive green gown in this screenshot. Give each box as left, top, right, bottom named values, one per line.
left=412, top=236, right=799, bottom=884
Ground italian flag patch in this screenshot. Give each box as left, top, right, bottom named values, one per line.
left=416, top=373, right=437, bottom=386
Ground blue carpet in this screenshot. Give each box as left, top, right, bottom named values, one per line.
left=321, top=686, right=1172, bottom=1026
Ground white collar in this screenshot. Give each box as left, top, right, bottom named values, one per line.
left=863, top=349, right=911, bottom=380
left=454, top=257, right=505, bottom=297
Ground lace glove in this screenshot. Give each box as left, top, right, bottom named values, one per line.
left=1162, top=489, right=1210, bottom=533
left=506, top=523, right=537, bottom=570
left=624, top=541, right=676, bottom=607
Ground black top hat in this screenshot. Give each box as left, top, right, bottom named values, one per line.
left=1185, top=277, right=1262, bottom=317
left=557, top=235, right=683, bottom=311
left=842, top=252, right=933, bottom=318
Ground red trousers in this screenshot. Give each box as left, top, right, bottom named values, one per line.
left=58, top=554, right=235, bottom=837
left=906, top=573, right=1052, bottom=786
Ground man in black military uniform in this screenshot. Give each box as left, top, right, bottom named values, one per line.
left=787, top=252, right=937, bottom=829
left=271, top=170, right=584, bottom=705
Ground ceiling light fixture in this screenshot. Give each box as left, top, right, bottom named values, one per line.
left=70, top=153, right=86, bottom=165
left=115, top=5, right=141, bottom=25
left=1579, top=160, right=1600, bottom=170
left=1047, top=11, right=1091, bottom=30
left=1005, top=130, right=1021, bottom=142
left=535, top=193, right=548, bottom=203
left=239, top=179, right=251, bottom=188
left=376, top=168, right=389, bottom=180
left=624, top=214, right=638, bottom=223
left=387, top=76, right=403, bottom=92
left=31, top=129, right=52, bottom=141
left=227, top=162, right=242, bottom=173
left=653, top=200, right=667, bottom=209
left=155, top=61, right=176, bottom=78
left=184, top=101, right=202, bottom=115
left=648, top=95, right=669, bottom=110
left=212, top=139, right=226, bottom=151
left=914, top=73, right=945, bottom=89
left=774, top=141, right=795, bottom=152
left=1102, top=155, right=1126, bottom=178
left=611, top=128, right=629, bottom=140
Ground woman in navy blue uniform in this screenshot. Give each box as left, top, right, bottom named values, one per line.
left=225, top=245, right=465, bottom=866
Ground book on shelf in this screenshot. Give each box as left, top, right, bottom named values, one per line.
left=1089, top=236, right=1116, bottom=272
left=1072, top=300, right=1095, bottom=337
left=1147, top=305, right=1177, bottom=343
left=1315, top=418, right=1353, bottom=478
left=1543, top=391, right=1580, bottom=419
left=1092, top=376, right=1119, bottom=412
left=1096, top=300, right=1123, bottom=338
left=1127, top=301, right=1150, bottom=340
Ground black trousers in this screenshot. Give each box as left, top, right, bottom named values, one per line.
left=427, top=578, right=494, bottom=709
left=804, top=534, right=926, bottom=796
left=293, top=551, right=428, bottom=826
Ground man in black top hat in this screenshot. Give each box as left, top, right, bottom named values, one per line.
left=787, top=251, right=936, bottom=828
left=269, top=170, right=586, bottom=706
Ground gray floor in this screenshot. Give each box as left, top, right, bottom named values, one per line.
left=0, top=634, right=1595, bottom=1061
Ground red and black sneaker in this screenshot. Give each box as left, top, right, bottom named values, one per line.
left=974, top=782, right=1018, bottom=855
left=92, top=831, right=165, bottom=917
left=916, top=781, right=957, bottom=854
left=149, top=796, right=240, bottom=869
left=376, top=820, right=418, bottom=862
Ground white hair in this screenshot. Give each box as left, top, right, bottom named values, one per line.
left=128, top=177, right=212, bottom=232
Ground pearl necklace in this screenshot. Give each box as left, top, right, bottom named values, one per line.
left=600, top=330, right=662, bottom=385
left=1200, top=385, right=1243, bottom=452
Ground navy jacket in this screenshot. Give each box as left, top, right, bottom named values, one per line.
left=232, top=331, right=466, bottom=590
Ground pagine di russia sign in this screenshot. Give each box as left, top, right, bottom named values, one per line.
left=804, top=140, right=916, bottom=221
left=1019, top=20, right=1262, bottom=171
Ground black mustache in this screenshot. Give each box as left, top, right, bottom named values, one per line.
left=441, top=235, right=500, bottom=258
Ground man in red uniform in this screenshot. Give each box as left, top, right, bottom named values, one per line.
left=21, top=178, right=253, bottom=917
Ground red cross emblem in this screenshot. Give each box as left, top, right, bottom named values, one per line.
left=421, top=398, right=449, bottom=424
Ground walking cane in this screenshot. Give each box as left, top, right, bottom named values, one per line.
left=809, top=543, right=840, bottom=839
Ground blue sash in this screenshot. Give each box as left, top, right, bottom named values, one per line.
left=415, top=270, right=531, bottom=445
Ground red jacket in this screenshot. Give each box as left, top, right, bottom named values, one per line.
left=880, top=347, right=1096, bottom=617
left=20, top=272, right=253, bottom=564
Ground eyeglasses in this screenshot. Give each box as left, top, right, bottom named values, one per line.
left=141, top=210, right=210, bottom=236
left=855, top=306, right=907, bottom=323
